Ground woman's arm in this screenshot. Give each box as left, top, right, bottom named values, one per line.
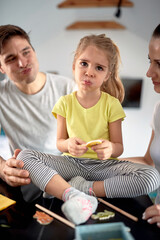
left=119, top=130, right=155, bottom=166
left=143, top=130, right=155, bottom=165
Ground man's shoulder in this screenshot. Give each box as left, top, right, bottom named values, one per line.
left=0, top=79, right=10, bottom=93
left=0, top=78, right=9, bottom=85
left=46, top=72, right=73, bottom=84
left=46, top=72, right=76, bottom=94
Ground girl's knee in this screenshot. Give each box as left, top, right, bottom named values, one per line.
left=147, top=166, right=159, bottom=179
left=17, top=149, right=35, bottom=161
left=144, top=167, right=160, bottom=190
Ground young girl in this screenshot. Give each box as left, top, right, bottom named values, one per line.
left=17, top=34, right=160, bottom=225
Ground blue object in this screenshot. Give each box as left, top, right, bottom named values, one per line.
left=149, top=191, right=157, bottom=204
left=75, top=222, right=135, bottom=240
left=0, top=128, right=5, bottom=136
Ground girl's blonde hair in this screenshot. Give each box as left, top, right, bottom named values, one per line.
left=73, top=34, right=124, bottom=103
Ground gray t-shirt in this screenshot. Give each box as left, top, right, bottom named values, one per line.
left=0, top=72, right=75, bottom=156
left=0, top=72, right=76, bottom=201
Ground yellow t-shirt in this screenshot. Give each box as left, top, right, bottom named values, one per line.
left=52, top=91, right=125, bottom=159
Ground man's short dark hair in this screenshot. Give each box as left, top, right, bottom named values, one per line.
left=0, top=24, right=32, bottom=54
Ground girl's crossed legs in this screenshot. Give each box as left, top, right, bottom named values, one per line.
left=17, top=149, right=160, bottom=198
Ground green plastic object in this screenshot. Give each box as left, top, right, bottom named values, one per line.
left=91, top=210, right=115, bottom=220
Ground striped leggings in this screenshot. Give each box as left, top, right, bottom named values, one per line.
left=17, top=149, right=160, bottom=198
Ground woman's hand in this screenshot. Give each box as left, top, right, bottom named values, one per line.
left=67, top=137, right=88, bottom=157
left=142, top=204, right=160, bottom=228
left=1, top=149, right=31, bottom=187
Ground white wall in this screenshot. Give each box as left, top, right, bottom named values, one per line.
left=0, top=0, right=159, bottom=158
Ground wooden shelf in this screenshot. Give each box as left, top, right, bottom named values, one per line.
left=58, top=0, right=132, bottom=30
left=66, top=20, right=125, bottom=30
left=58, top=0, right=134, bottom=8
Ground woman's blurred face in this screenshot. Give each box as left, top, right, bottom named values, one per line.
left=146, top=37, right=160, bottom=93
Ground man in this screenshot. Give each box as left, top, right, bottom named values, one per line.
left=0, top=24, right=75, bottom=201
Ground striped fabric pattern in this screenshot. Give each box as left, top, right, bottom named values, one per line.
left=17, top=149, right=160, bottom=198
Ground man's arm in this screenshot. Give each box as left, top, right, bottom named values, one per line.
left=0, top=149, right=31, bottom=187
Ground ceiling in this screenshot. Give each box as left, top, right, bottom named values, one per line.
left=0, top=0, right=159, bottom=42
left=56, top=0, right=160, bottom=41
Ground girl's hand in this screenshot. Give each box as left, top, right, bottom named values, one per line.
left=142, top=204, right=160, bottom=228
left=91, top=139, right=113, bottom=160
left=68, top=137, right=88, bottom=157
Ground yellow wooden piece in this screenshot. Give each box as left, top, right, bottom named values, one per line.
left=0, top=194, right=16, bottom=211
left=86, top=139, right=102, bottom=147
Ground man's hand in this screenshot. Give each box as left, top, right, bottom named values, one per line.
left=1, top=149, right=31, bottom=187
